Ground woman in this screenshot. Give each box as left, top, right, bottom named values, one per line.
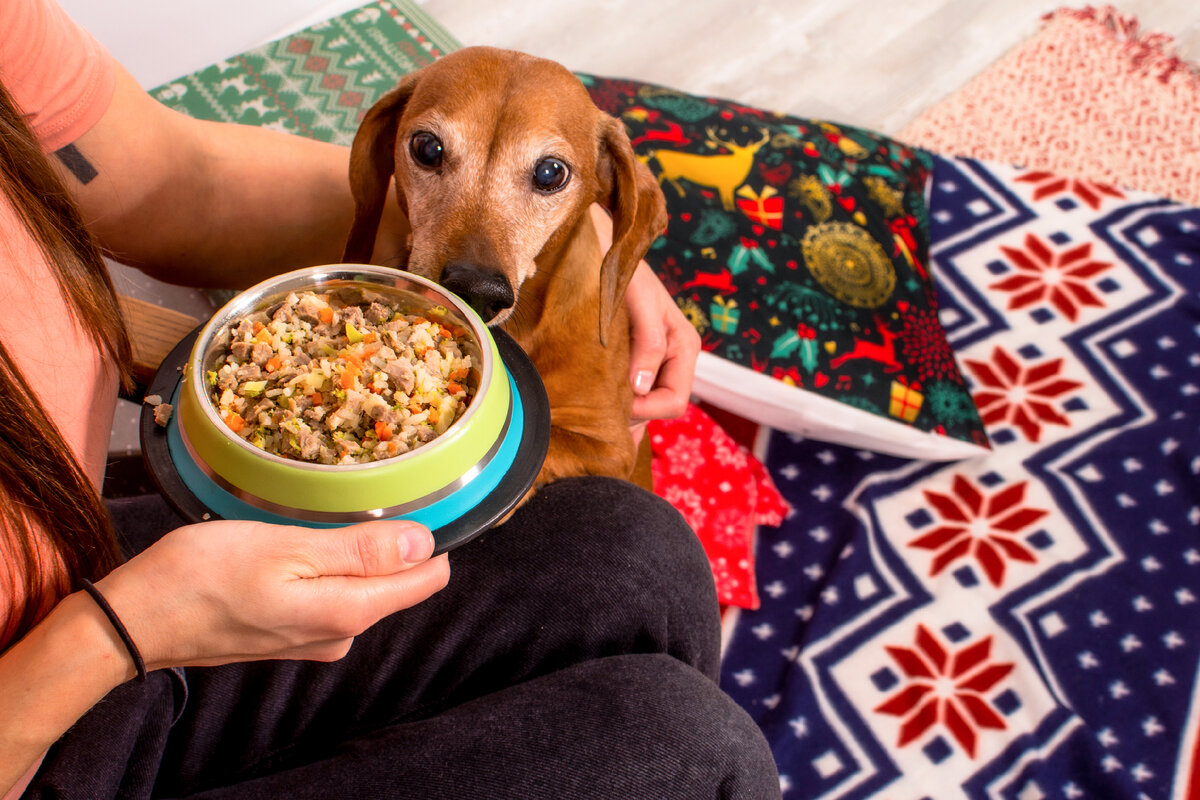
left=0, top=0, right=780, bottom=797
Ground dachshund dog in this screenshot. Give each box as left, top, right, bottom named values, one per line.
left=342, top=46, right=667, bottom=491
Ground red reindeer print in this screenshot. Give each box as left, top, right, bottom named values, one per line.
left=682, top=268, right=738, bottom=293
left=631, top=112, right=692, bottom=149
left=830, top=317, right=902, bottom=372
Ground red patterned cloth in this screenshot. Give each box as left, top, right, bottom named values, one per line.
left=898, top=5, right=1200, bottom=207
left=648, top=403, right=791, bottom=610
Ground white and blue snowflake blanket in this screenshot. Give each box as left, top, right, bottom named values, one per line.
left=719, top=154, right=1200, bottom=800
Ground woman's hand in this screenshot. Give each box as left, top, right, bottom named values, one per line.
left=624, top=262, right=700, bottom=441
left=95, top=519, right=450, bottom=674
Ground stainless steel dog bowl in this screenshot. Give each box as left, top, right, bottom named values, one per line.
left=140, top=264, right=549, bottom=551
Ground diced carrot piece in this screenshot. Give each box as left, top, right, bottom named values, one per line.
left=447, top=382, right=464, bottom=396
left=308, top=392, right=323, bottom=406
left=375, top=421, right=393, bottom=441
left=222, top=411, right=245, bottom=433
left=340, top=365, right=360, bottom=390
left=449, top=367, right=469, bottom=381
left=264, top=356, right=282, bottom=373
left=428, top=407, right=440, bottom=425
left=363, top=331, right=378, bottom=344
left=319, top=307, right=334, bottom=325
left=252, top=321, right=265, bottom=334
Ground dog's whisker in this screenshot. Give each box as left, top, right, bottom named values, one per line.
left=499, top=298, right=536, bottom=332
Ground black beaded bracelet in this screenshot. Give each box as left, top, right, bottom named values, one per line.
left=79, top=579, right=147, bottom=682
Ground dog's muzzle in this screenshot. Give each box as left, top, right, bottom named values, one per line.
left=440, top=263, right=515, bottom=324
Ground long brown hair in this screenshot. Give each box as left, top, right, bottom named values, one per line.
left=0, top=78, right=134, bottom=648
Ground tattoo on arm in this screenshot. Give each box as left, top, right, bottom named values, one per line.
left=54, top=143, right=98, bottom=185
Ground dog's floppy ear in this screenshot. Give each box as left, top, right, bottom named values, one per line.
left=343, top=76, right=418, bottom=263
left=596, top=115, right=668, bottom=346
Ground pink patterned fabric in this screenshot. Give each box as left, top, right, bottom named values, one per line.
left=648, top=404, right=790, bottom=610
left=898, top=5, right=1200, bottom=207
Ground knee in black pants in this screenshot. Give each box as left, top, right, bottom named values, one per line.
left=308, top=653, right=782, bottom=800
left=455, top=477, right=722, bottom=676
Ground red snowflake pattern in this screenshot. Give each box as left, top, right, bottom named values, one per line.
left=909, top=474, right=1047, bottom=587
left=964, top=347, right=1083, bottom=442
left=1014, top=170, right=1125, bottom=210
left=991, top=234, right=1112, bottom=322
left=874, top=624, right=1015, bottom=758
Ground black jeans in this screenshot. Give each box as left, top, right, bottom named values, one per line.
left=31, top=478, right=781, bottom=799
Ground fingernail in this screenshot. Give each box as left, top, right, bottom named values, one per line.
left=401, top=527, right=435, bottom=563
left=633, top=369, right=654, bottom=395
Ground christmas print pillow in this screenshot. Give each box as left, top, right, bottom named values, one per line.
left=583, top=75, right=990, bottom=459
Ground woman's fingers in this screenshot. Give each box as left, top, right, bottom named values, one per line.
left=626, top=266, right=700, bottom=423
left=294, top=520, right=437, bottom=578
left=631, top=339, right=695, bottom=421
left=626, top=264, right=670, bottom=396
left=282, top=523, right=451, bottom=639
left=303, top=554, right=452, bottom=632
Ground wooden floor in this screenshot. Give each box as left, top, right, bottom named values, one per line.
left=422, top=0, right=1200, bottom=135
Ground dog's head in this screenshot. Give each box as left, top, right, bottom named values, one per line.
left=343, top=46, right=666, bottom=343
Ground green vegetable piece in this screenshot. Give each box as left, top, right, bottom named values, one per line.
left=240, top=380, right=267, bottom=397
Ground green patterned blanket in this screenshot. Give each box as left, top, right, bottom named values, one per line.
left=149, top=0, right=459, bottom=144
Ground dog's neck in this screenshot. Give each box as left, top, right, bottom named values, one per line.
left=499, top=210, right=606, bottom=351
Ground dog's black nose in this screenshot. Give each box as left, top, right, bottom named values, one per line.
left=439, top=263, right=515, bottom=323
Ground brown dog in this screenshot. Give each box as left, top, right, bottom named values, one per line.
left=342, top=46, right=667, bottom=491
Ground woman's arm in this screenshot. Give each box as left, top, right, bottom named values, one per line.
left=52, top=64, right=409, bottom=289
left=0, top=590, right=132, bottom=796
left=0, top=519, right=449, bottom=796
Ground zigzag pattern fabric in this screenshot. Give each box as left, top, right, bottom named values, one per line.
left=718, top=153, right=1200, bottom=798
left=149, top=0, right=456, bottom=145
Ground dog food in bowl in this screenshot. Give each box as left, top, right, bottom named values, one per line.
left=209, top=287, right=477, bottom=465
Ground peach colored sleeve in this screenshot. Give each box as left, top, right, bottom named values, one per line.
left=0, top=0, right=116, bottom=153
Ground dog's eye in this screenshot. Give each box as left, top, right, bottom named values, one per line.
left=410, top=132, right=443, bottom=168
left=532, top=157, right=569, bottom=193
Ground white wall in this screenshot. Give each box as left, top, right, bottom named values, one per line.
left=55, top=0, right=374, bottom=87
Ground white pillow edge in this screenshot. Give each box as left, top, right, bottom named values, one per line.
left=692, top=352, right=990, bottom=462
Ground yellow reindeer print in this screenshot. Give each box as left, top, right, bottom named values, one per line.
left=648, top=127, right=771, bottom=211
